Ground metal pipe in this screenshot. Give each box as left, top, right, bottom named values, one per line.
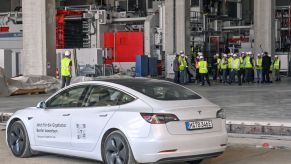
left=222, top=25, right=252, bottom=30
left=112, top=17, right=147, bottom=22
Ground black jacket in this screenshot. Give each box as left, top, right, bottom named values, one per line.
left=262, top=55, right=271, bottom=69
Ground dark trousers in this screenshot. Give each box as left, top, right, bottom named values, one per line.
left=196, top=70, right=200, bottom=83
left=213, top=68, right=218, bottom=80
left=174, top=71, right=180, bottom=83
left=262, top=69, right=270, bottom=83
left=231, top=70, right=241, bottom=85
left=245, top=68, right=253, bottom=83
left=61, top=76, right=71, bottom=88
left=240, top=69, right=245, bottom=82
left=222, top=69, right=227, bottom=83
left=200, top=73, right=211, bottom=86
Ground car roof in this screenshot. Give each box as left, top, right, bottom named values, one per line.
left=91, top=78, right=168, bottom=86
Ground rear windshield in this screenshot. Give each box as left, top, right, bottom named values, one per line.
left=122, top=81, right=201, bottom=100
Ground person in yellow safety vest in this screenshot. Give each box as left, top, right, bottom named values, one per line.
left=220, top=54, right=228, bottom=83
left=61, top=50, right=73, bottom=88
left=255, top=53, right=263, bottom=83
left=195, top=55, right=200, bottom=84
left=268, top=54, right=274, bottom=83
left=213, top=54, right=220, bottom=81
left=230, top=54, right=242, bottom=85
left=198, top=56, right=210, bottom=86
left=244, top=52, right=253, bottom=83
left=273, top=55, right=281, bottom=81
left=239, top=52, right=246, bottom=83
left=178, top=51, right=188, bottom=84
left=227, top=53, right=233, bottom=83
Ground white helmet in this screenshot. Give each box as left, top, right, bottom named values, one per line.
left=198, top=52, right=203, bottom=56
left=223, top=54, right=227, bottom=57
left=257, top=53, right=261, bottom=56
left=199, top=56, right=204, bottom=59
left=65, top=50, right=71, bottom=56
left=233, top=54, right=237, bottom=57
left=275, top=55, right=278, bottom=58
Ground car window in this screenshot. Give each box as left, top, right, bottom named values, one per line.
left=122, top=81, right=201, bottom=100
left=46, top=85, right=88, bottom=108
left=84, top=85, right=135, bottom=107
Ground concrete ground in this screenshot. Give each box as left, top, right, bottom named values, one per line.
left=1, top=130, right=291, bottom=164
left=1, top=77, right=290, bottom=122
left=187, top=77, right=291, bottom=122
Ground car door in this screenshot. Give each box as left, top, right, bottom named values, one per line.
left=33, top=85, right=89, bottom=149
left=70, top=85, right=127, bottom=152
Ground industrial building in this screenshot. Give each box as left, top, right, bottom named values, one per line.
left=0, top=0, right=290, bottom=79
left=1, top=1, right=291, bottom=164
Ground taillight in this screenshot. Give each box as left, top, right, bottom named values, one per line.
left=140, top=113, right=179, bottom=124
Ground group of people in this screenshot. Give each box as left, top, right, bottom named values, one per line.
left=173, top=51, right=281, bottom=86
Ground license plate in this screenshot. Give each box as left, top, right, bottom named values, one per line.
left=185, top=120, right=213, bottom=130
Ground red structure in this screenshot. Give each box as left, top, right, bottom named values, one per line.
left=55, top=10, right=83, bottom=49
left=104, top=32, right=144, bottom=64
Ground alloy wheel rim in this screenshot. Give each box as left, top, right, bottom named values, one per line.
left=105, top=136, right=127, bottom=164
left=9, top=126, right=25, bottom=155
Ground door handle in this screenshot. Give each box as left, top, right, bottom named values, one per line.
left=99, top=114, right=108, bottom=117
left=62, top=114, right=70, bottom=116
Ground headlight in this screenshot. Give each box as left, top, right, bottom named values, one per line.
left=216, top=109, right=226, bottom=119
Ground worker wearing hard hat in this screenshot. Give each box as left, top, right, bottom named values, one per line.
left=220, top=54, right=228, bottom=83
left=230, top=54, right=241, bottom=85
left=239, top=52, right=246, bottom=83
left=195, top=54, right=201, bottom=84
left=61, top=50, right=73, bottom=88
left=213, top=53, right=221, bottom=81
left=178, top=51, right=188, bottom=84
left=273, top=55, right=281, bottom=81
left=255, top=53, right=263, bottom=83
left=262, top=52, right=272, bottom=83
left=227, top=53, right=233, bottom=83
left=173, top=53, right=180, bottom=83
left=244, top=52, right=254, bottom=83
left=198, top=56, right=210, bottom=86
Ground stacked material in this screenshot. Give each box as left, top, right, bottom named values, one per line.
left=0, top=67, right=60, bottom=96
left=0, top=67, right=10, bottom=96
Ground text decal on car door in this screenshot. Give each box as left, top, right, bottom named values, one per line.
left=76, top=124, right=87, bottom=139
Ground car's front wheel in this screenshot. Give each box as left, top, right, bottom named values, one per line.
left=102, top=130, right=137, bottom=164
left=7, top=120, right=33, bottom=158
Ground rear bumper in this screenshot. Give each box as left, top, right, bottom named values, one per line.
left=157, top=151, right=223, bottom=163
left=128, top=125, right=228, bottom=163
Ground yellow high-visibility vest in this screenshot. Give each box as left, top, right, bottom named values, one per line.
left=61, top=57, right=72, bottom=76
left=273, top=59, right=280, bottom=70
left=233, top=58, right=240, bottom=70
left=228, top=57, right=233, bottom=69
left=199, top=61, right=208, bottom=73
left=220, top=58, right=228, bottom=70
left=256, top=58, right=262, bottom=70
left=245, top=56, right=253, bottom=69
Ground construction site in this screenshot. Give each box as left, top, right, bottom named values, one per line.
left=0, top=0, right=291, bottom=164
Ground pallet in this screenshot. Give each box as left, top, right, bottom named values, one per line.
left=10, top=88, right=46, bottom=96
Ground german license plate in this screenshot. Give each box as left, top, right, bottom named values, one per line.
left=185, top=120, right=213, bottom=130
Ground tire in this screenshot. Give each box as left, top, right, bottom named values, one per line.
left=102, top=130, right=137, bottom=164
left=7, top=121, right=33, bottom=158
left=187, top=159, right=203, bottom=164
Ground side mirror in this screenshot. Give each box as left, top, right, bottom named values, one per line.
left=36, top=101, right=46, bottom=109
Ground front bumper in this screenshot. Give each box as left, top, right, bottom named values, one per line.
left=128, top=125, right=227, bottom=163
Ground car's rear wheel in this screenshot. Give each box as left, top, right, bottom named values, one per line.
left=102, top=130, right=137, bottom=164
left=8, top=120, right=32, bottom=158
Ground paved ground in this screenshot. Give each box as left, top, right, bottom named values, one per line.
left=187, top=77, right=291, bottom=122
left=1, top=130, right=291, bottom=164
left=1, top=77, right=290, bottom=122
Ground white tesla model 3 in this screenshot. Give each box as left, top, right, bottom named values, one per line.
left=6, top=78, right=227, bottom=164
